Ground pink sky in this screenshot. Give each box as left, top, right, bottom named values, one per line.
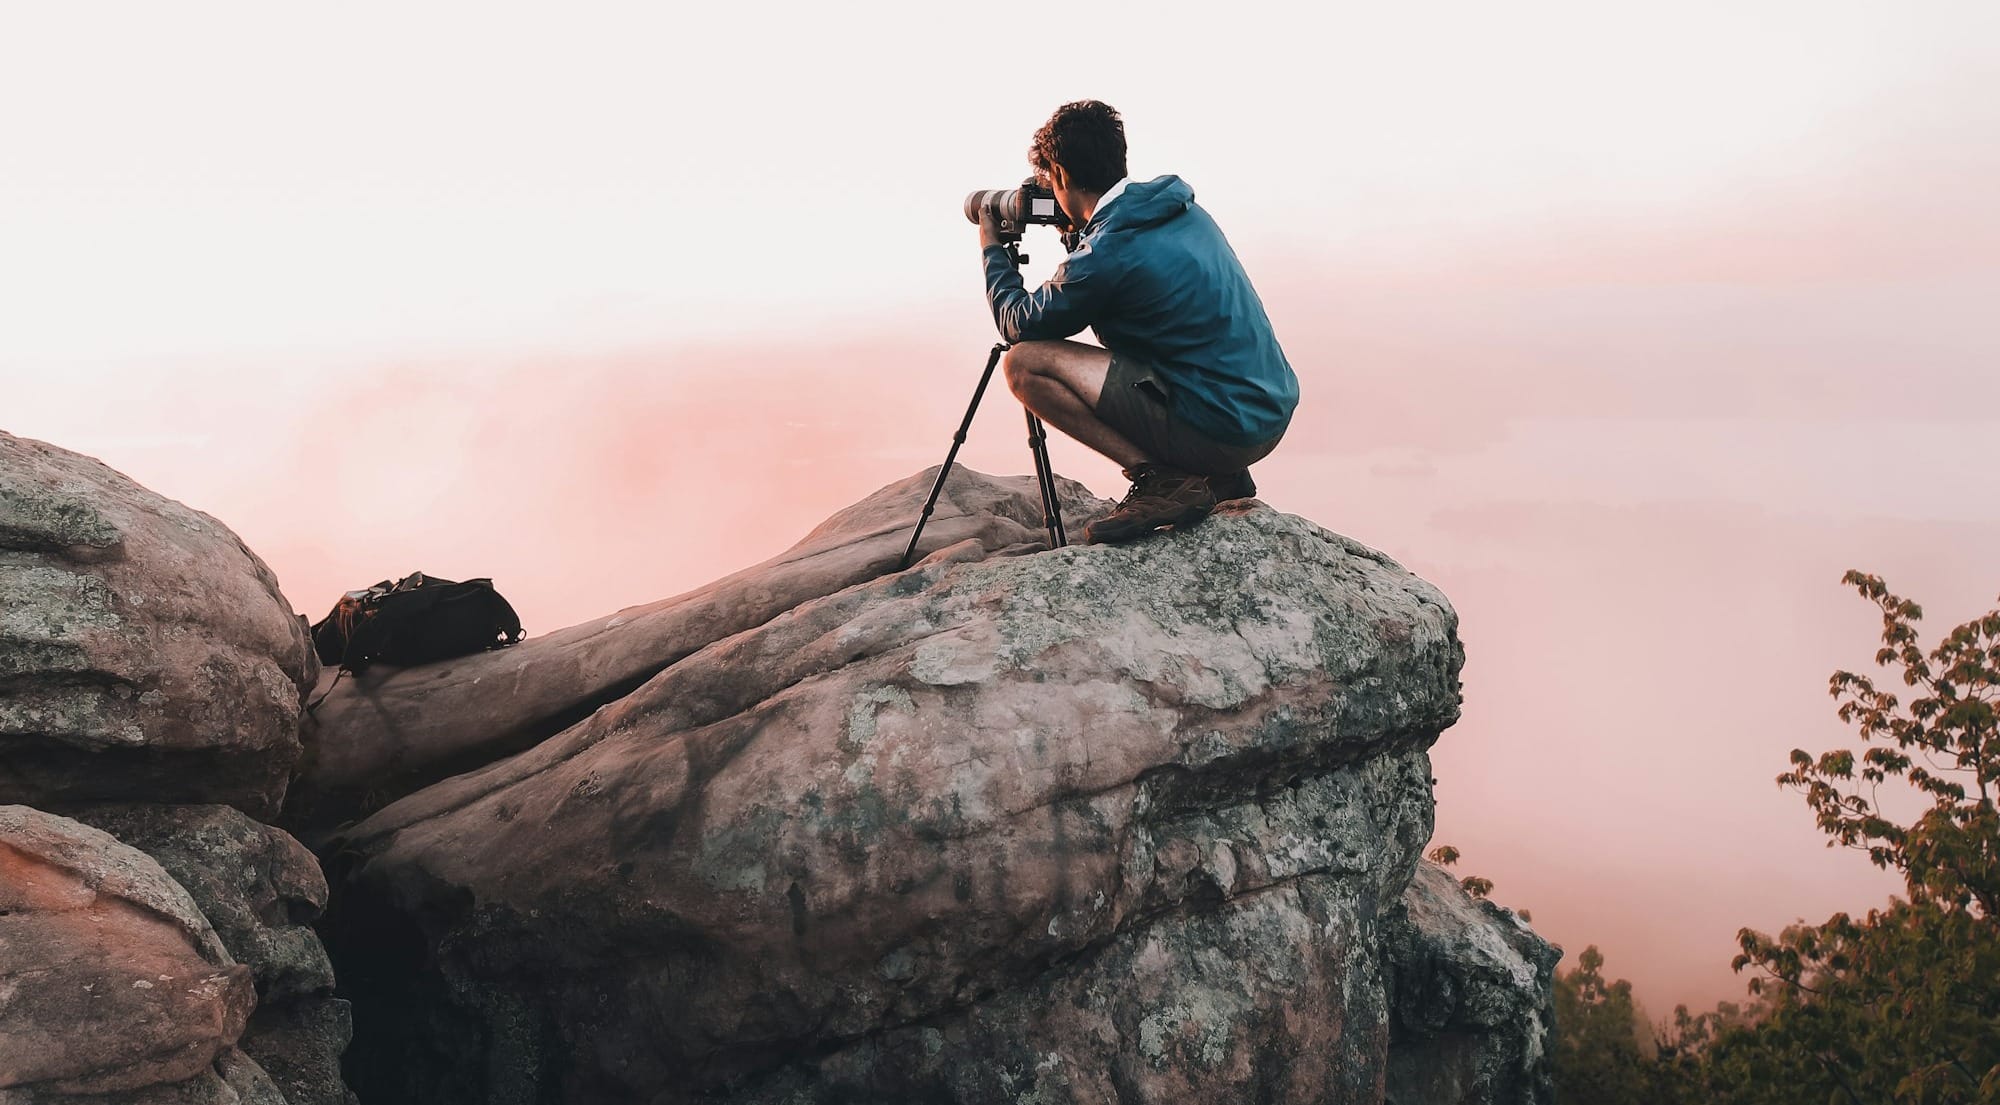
left=5, top=4, right=1997, bottom=1017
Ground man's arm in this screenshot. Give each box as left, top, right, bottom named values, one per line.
left=981, top=243, right=1105, bottom=345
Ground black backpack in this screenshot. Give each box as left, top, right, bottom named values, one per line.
left=311, top=571, right=524, bottom=675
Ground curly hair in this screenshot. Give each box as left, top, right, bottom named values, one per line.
left=1028, top=100, right=1128, bottom=194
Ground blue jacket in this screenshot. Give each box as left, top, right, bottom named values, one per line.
left=983, top=175, right=1298, bottom=447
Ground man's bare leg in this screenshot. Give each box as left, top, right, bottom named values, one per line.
left=1001, top=340, right=1151, bottom=470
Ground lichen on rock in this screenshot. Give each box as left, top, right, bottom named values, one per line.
left=0, top=432, right=314, bottom=820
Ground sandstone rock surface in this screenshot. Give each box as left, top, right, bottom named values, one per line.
left=0, top=806, right=260, bottom=1101
left=0, top=432, right=314, bottom=819
left=320, top=469, right=1537, bottom=1104
left=285, top=468, right=1105, bottom=843
left=1, top=439, right=1556, bottom=1104
left=67, top=806, right=357, bottom=1105
left=1383, top=862, right=1563, bottom=1105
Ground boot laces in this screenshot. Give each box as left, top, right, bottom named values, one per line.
left=1115, top=466, right=1164, bottom=508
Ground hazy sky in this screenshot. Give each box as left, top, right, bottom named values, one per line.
left=5, top=2, right=1997, bottom=1015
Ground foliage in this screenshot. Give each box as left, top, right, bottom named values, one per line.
left=1713, top=899, right=1999, bottom=1103
left=1785, top=571, right=1999, bottom=917
left=1426, top=843, right=1494, bottom=900
left=1549, top=574, right=2000, bottom=1104
left=1552, top=945, right=1656, bottom=1103
left=1717, top=572, right=2000, bottom=1102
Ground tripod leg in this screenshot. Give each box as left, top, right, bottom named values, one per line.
left=1024, top=410, right=1067, bottom=550
left=1042, top=420, right=1067, bottom=547
left=1045, top=433, right=1068, bottom=547
left=901, top=342, right=1009, bottom=571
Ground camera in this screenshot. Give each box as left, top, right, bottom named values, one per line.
left=964, top=176, right=1073, bottom=243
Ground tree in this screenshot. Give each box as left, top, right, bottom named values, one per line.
left=1552, top=945, right=1655, bottom=1104
left=1719, top=573, right=2000, bottom=1102
left=1789, top=572, right=1999, bottom=917
left=1548, top=574, right=2000, bottom=1104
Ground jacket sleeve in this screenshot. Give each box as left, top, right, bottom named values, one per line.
left=982, top=243, right=1108, bottom=343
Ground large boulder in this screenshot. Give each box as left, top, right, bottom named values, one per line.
left=0, top=805, right=270, bottom=1102
left=322, top=470, right=1500, bottom=1104
left=1383, top=862, right=1562, bottom=1105
left=0, top=432, right=314, bottom=820
left=67, top=805, right=357, bottom=1105
left=284, top=467, right=1104, bottom=843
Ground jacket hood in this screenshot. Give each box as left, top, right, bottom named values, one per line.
left=1093, top=174, right=1193, bottom=231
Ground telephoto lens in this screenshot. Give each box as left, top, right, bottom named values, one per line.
left=964, top=177, right=1070, bottom=243
left=964, top=188, right=1026, bottom=240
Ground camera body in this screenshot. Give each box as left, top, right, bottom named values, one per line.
left=964, top=176, right=1073, bottom=244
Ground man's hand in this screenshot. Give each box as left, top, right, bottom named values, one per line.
left=978, top=206, right=1004, bottom=251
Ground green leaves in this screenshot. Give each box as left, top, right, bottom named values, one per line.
left=1810, top=573, right=2000, bottom=918
left=1553, top=944, right=1657, bottom=1104
left=1553, top=573, right=2000, bottom=1104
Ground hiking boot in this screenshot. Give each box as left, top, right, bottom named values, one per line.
left=1210, top=469, right=1258, bottom=502
left=1084, top=463, right=1217, bottom=545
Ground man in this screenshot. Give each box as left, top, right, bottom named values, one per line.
left=978, top=100, right=1298, bottom=545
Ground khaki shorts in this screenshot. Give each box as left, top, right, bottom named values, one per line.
left=1094, top=351, right=1283, bottom=475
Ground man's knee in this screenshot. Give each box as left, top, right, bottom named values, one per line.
left=1001, top=347, right=1030, bottom=398
left=1001, top=342, right=1055, bottom=398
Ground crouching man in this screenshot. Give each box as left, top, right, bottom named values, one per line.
left=978, top=99, right=1299, bottom=545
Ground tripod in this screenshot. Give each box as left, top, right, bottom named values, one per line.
left=899, top=340, right=1067, bottom=571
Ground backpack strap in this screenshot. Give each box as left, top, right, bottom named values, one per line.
left=305, top=665, right=345, bottom=714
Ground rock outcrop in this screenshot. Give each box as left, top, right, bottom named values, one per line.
left=2, top=434, right=1557, bottom=1105
left=0, top=431, right=315, bottom=820
left=284, top=469, right=1104, bottom=844
left=0, top=434, right=351, bottom=1104
left=66, top=805, right=358, bottom=1105
left=0, top=805, right=262, bottom=1102
left=313, top=467, right=1548, bottom=1105
left=1383, top=862, right=1562, bottom=1104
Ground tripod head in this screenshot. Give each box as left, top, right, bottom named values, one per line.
left=1004, top=227, right=1084, bottom=269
